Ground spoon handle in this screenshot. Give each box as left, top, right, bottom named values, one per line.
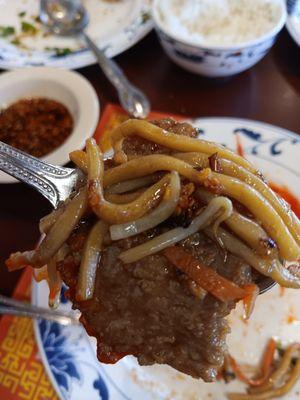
left=83, top=33, right=150, bottom=119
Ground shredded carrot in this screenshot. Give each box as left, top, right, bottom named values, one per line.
left=269, top=182, right=300, bottom=219
left=49, top=284, right=61, bottom=301
left=6, top=259, right=31, bottom=272
left=228, top=338, right=276, bottom=387
left=236, top=134, right=245, bottom=158
left=243, top=284, right=259, bottom=320
left=5, top=251, right=34, bottom=272
left=164, top=246, right=248, bottom=302
left=33, top=267, right=48, bottom=282
left=279, top=286, right=286, bottom=297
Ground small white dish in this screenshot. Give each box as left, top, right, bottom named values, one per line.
left=0, top=67, right=100, bottom=184
left=152, top=0, right=287, bottom=77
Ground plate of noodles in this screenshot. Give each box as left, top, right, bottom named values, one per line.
left=7, top=117, right=300, bottom=400
left=0, top=0, right=152, bottom=70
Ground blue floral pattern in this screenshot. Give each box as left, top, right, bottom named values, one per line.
left=233, top=127, right=299, bottom=156
left=60, top=285, right=69, bottom=304
left=39, top=320, right=81, bottom=396
left=286, top=0, right=298, bottom=15
left=36, top=285, right=111, bottom=400
left=156, top=26, right=277, bottom=77
left=38, top=316, right=111, bottom=400
left=93, top=375, right=109, bottom=400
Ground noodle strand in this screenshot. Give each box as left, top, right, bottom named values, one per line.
left=86, top=139, right=173, bottom=224
left=33, top=188, right=88, bottom=267
left=110, top=171, right=181, bottom=240
left=76, top=220, right=108, bottom=301
left=119, top=197, right=233, bottom=264
left=105, top=119, right=257, bottom=174
left=175, top=152, right=300, bottom=246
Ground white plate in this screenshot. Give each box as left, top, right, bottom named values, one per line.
left=32, top=117, right=300, bottom=400
left=0, top=0, right=153, bottom=70
left=0, top=67, right=100, bottom=184
left=286, top=0, right=300, bottom=46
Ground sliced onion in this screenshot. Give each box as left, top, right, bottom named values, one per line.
left=33, top=188, right=88, bottom=267
left=249, top=343, right=300, bottom=395
left=205, top=227, right=300, bottom=289
left=39, top=206, right=65, bottom=234
left=196, top=188, right=278, bottom=258
left=119, top=196, right=233, bottom=264
left=47, top=257, right=62, bottom=309
left=76, top=220, right=108, bottom=301
left=110, top=171, right=181, bottom=241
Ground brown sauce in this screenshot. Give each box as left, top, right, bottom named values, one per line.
left=0, top=98, right=73, bottom=157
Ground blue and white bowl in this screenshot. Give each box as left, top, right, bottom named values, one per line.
left=286, top=0, right=300, bottom=46
left=152, top=0, right=287, bottom=77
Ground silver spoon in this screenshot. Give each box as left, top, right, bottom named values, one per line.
left=40, top=0, right=150, bottom=119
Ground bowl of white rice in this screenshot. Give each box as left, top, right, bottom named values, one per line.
left=152, top=0, right=286, bottom=77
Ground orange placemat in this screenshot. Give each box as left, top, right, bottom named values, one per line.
left=0, top=104, right=183, bottom=400
left=0, top=269, right=57, bottom=400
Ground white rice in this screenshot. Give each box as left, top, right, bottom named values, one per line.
left=156, top=0, right=283, bottom=46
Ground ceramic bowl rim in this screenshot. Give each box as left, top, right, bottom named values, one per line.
left=152, top=0, right=287, bottom=52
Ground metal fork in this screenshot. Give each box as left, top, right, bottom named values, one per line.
left=0, top=140, right=275, bottom=294
left=0, top=294, right=80, bottom=325
left=0, top=140, right=83, bottom=207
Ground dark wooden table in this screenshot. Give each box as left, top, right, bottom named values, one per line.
left=0, top=29, right=299, bottom=296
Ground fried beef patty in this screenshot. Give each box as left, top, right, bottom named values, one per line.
left=58, top=119, right=253, bottom=381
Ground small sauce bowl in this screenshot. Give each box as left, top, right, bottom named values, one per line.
left=0, top=67, right=99, bottom=183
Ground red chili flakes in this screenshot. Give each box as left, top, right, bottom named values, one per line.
left=0, top=98, right=73, bottom=157
left=175, top=182, right=196, bottom=215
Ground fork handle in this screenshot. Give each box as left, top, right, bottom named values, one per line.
left=83, top=33, right=150, bottom=119
left=0, top=141, right=76, bottom=208
left=0, top=306, right=79, bottom=325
